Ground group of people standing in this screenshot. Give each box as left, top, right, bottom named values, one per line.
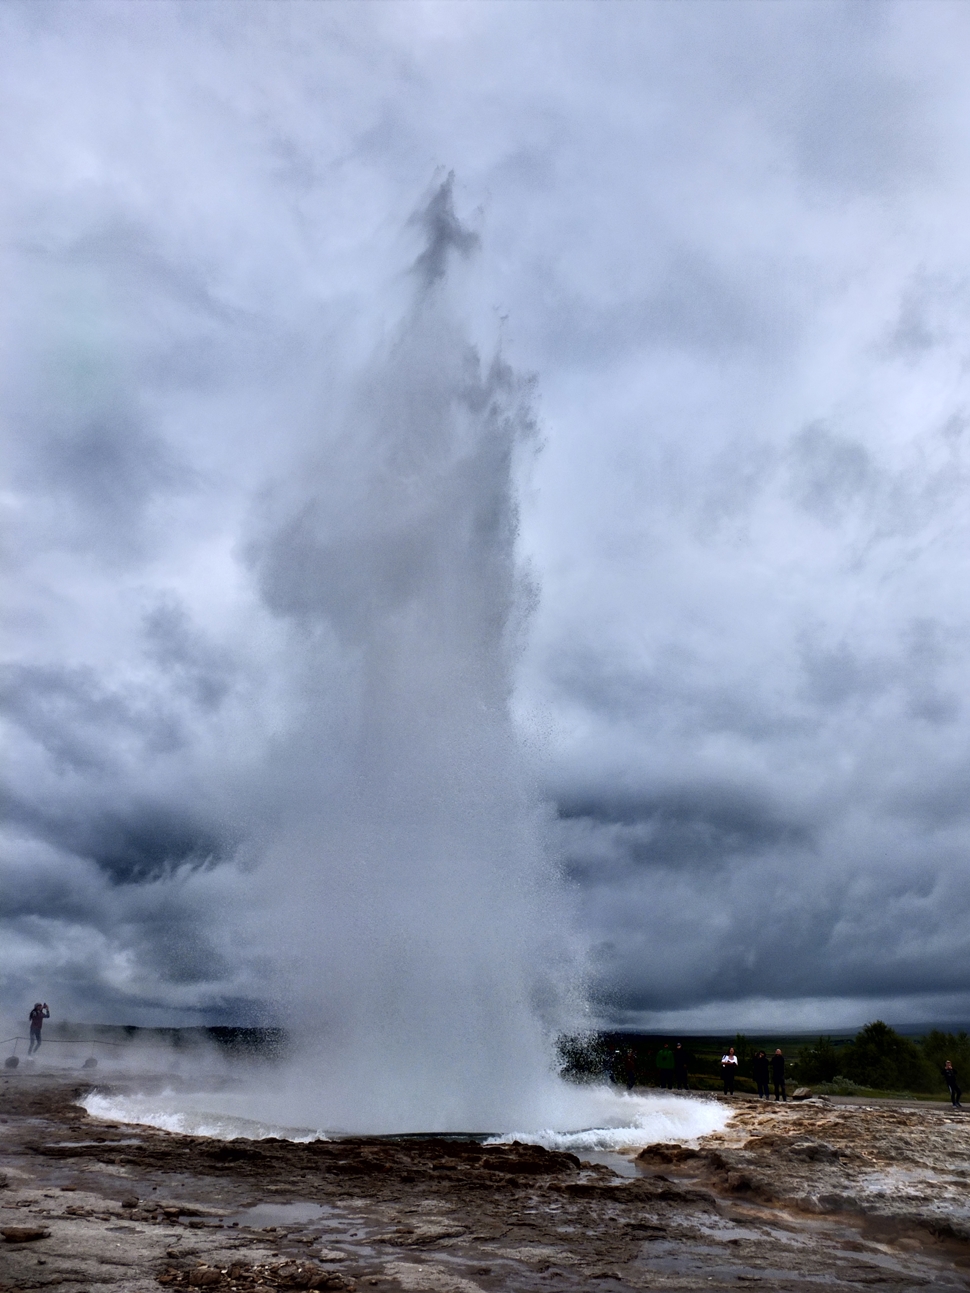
left=613, top=1043, right=691, bottom=1089
left=720, top=1046, right=787, bottom=1099
left=654, top=1042, right=690, bottom=1089
left=616, top=1041, right=786, bottom=1095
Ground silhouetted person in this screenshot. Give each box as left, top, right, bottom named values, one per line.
left=674, top=1042, right=689, bottom=1090
left=943, top=1060, right=963, bottom=1108
left=656, top=1042, right=674, bottom=1090
left=771, top=1048, right=786, bottom=1101
left=623, top=1048, right=637, bottom=1091
left=609, top=1049, right=623, bottom=1084
left=753, top=1050, right=770, bottom=1099
left=721, top=1046, right=738, bottom=1095
left=28, top=1003, right=49, bottom=1055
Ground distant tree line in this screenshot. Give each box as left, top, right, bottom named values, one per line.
left=794, top=1022, right=969, bottom=1094
left=558, top=1022, right=970, bottom=1096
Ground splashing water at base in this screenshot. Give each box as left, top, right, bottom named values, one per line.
left=489, top=1087, right=729, bottom=1152
left=80, top=1089, right=328, bottom=1143
left=80, top=1082, right=727, bottom=1152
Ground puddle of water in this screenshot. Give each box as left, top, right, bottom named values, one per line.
left=50, top=1139, right=143, bottom=1148
left=579, top=1150, right=638, bottom=1177
left=230, top=1202, right=329, bottom=1227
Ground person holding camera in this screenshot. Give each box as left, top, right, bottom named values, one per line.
left=28, top=1002, right=50, bottom=1055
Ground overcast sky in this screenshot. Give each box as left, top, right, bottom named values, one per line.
left=3, top=0, right=970, bottom=1035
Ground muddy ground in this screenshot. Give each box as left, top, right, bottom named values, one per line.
left=2, top=1073, right=969, bottom=1292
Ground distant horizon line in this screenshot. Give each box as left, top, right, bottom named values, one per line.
left=30, top=1018, right=970, bottom=1040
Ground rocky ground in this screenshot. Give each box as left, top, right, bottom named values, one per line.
left=2, top=1073, right=969, bottom=1292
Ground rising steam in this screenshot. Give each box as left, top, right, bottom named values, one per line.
left=228, top=177, right=580, bottom=1131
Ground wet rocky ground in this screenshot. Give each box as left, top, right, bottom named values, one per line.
left=2, top=1073, right=969, bottom=1292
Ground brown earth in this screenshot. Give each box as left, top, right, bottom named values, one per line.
left=2, top=1073, right=969, bottom=1292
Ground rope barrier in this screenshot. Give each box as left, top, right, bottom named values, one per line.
left=4, top=1034, right=126, bottom=1067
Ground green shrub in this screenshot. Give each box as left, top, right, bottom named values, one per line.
left=839, top=1021, right=936, bottom=1093
left=812, top=1075, right=864, bottom=1095
left=796, top=1035, right=841, bottom=1083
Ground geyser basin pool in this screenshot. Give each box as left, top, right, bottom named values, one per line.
left=80, top=1083, right=727, bottom=1152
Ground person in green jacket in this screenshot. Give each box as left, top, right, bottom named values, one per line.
left=656, top=1042, right=675, bottom=1090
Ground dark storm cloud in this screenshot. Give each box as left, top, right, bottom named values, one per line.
left=558, top=785, right=811, bottom=878
left=30, top=800, right=223, bottom=885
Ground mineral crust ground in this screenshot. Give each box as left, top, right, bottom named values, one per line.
left=2, top=1072, right=969, bottom=1292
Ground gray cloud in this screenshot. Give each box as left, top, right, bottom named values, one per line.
left=3, top=0, right=970, bottom=1036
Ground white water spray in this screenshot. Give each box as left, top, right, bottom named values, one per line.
left=85, top=179, right=724, bottom=1145
left=230, top=177, right=574, bottom=1132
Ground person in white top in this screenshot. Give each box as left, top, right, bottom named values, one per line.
left=721, top=1046, right=739, bottom=1095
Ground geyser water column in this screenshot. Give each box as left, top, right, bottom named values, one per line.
left=246, top=178, right=575, bottom=1132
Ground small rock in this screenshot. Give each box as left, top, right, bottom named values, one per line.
left=790, top=1141, right=840, bottom=1162
left=188, top=1267, right=223, bottom=1286
left=636, top=1143, right=701, bottom=1164
left=792, top=1087, right=813, bottom=1101
left=121, top=1195, right=139, bottom=1208
left=1, top=1225, right=51, bottom=1242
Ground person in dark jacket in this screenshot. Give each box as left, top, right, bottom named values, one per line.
left=753, top=1050, right=770, bottom=1099
left=623, top=1048, right=637, bottom=1091
left=771, top=1048, right=787, bottom=1101
left=609, top=1049, right=623, bottom=1085
left=674, top=1042, right=689, bottom=1090
left=943, top=1060, right=963, bottom=1108
left=28, top=1002, right=49, bottom=1055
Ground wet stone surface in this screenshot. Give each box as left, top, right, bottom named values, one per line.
left=1, top=1074, right=969, bottom=1291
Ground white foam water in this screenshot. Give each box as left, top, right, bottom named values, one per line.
left=80, top=1090, right=327, bottom=1143
left=489, top=1090, right=729, bottom=1153
left=80, top=1084, right=727, bottom=1152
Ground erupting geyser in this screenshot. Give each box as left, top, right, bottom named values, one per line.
left=82, top=179, right=727, bottom=1146
left=229, top=177, right=578, bottom=1132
